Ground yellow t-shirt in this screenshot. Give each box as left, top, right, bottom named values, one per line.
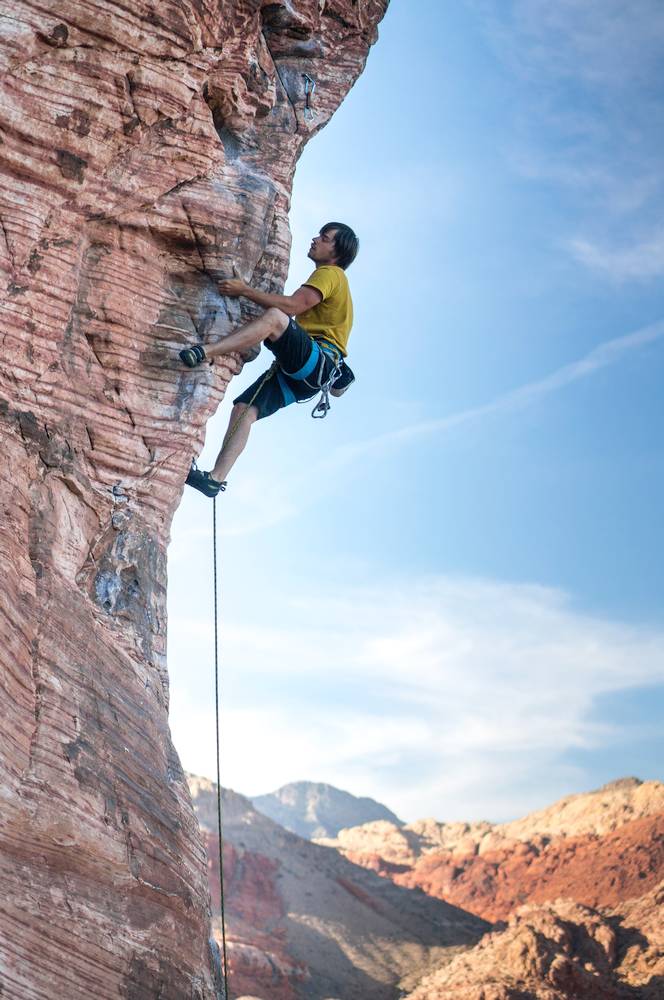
left=297, top=265, right=353, bottom=357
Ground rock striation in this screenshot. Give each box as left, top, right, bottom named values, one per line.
left=0, top=3, right=388, bottom=997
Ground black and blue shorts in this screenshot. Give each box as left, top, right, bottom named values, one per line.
left=234, top=318, right=338, bottom=420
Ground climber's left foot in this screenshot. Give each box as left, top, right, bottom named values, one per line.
left=185, top=463, right=226, bottom=498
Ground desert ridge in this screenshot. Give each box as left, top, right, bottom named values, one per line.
left=189, top=776, right=664, bottom=999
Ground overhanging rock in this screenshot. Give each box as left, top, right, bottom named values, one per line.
left=0, top=2, right=388, bottom=996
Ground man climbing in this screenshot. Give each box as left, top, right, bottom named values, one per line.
left=180, top=222, right=359, bottom=498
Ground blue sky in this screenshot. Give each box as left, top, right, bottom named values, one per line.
left=167, top=0, right=664, bottom=823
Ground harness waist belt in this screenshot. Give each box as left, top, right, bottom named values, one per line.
left=314, top=338, right=343, bottom=360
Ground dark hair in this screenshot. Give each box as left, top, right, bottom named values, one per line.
left=321, top=222, right=359, bottom=270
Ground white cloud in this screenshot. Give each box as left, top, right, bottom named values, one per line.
left=569, top=231, right=664, bottom=281
left=168, top=573, right=664, bottom=823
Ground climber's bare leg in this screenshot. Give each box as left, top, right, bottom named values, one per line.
left=205, top=307, right=289, bottom=360
left=210, top=403, right=259, bottom=482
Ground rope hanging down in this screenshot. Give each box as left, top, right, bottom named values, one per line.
left=213, top=496, right=230, bottom=999
left=206, top=340, right=339, bottom=998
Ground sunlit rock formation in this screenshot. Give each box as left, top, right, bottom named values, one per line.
left=189, top=776, right=488, bottom=1000
left=0, top=2, right=388, bottom=996
left=321, top=778, right=664, bottom=920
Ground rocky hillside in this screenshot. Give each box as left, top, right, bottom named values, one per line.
left=189, top=775, right=664, bottom=998
left=188, top=775, right=487, bottom=1000
left=405, top=883, right=664, bottom=1000
left=251, top=780, right=403, bottom=838
left=394, top=810, right=664, bottom=922
left=321, top=777, right=664, bottom=862
left=316, top=778, right=664, bottom=999
left=320, top=778, right=664, bottom=920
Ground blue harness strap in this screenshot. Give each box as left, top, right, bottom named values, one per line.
left=316, top=339, right=342, bottom=363
left=285, top=340, right=322, bottom=381
left=277, top=338, right=342, bottom=410
left=276, top=370, right=297, bottom=405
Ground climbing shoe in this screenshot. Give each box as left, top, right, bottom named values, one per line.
left=180, top=344, right=206, bottom=368
left=330, top=360, right=355, bottom=397
left=185, top=463, right=226, bottom=498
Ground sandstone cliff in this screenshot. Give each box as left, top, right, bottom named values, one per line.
left=189, top=776, right=488, bottom=1000
left=0, top=3, right=388, bottom=997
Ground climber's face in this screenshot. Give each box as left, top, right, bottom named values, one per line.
left=308, top=228, right=339, bottom=266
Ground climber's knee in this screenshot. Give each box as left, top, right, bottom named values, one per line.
left=264, top=307, right=290, bottom=341
left=230, top=402, right=258, bottom=426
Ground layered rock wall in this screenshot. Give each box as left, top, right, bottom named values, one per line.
left=0, top=2, right=387, bottom=996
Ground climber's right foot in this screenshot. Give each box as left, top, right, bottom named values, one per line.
left=180, top=345, right=206, bottom=368
left=185, top=463, right=226, bottom=498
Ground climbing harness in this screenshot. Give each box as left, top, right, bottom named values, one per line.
left=303, top=74, right=317, bottom=121
left=310, top=352, right=341, bottom=418
left=278, top=339, right=344, bottom=419
left=306, top=343, right=349, bottom=419
left=212, top=496, right=230, bottom=1000
left=228, top=340, right=347, bottom=429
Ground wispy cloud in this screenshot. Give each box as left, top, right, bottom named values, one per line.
left=194, top=318, right=664, bottom=537
left=168, top=573, right=664, bottom=822
left=569, top=231, right=664, bottom=282
left=334, top=318, right=664, bottom=456
left=474, top=0, right=664, bottom=279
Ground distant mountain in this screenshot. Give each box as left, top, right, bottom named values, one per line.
left=188, top=775, right=485, bottom=1000
left=315, top=776, right=664, bottom=999
left=322, top=776, right=664, bottom=921
left=251, top=780, right=403, bottom=838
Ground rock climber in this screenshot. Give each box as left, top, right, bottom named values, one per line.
left=180, top=222, right=359, bottom=498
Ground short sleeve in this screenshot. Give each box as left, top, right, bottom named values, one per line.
left=302, top=266, right=340, bottom=302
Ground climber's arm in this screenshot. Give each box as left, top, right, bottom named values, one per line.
left=219, top=279, right=322, bottom=316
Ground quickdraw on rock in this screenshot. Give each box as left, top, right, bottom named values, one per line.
left=303, top=74, right=317, bottom=121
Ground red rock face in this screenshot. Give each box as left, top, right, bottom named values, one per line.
left=0, top=3, right=387, bottom=997
left=204, top=832, right=306, bottom=1000
left=369, top=812, right=664, bottom=922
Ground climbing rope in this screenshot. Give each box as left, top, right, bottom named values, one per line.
left=205, top=340, right=339, bottom=997
left=222, top=362, right=278, bottom=451
left=212, top=495, right=230, bottom=999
